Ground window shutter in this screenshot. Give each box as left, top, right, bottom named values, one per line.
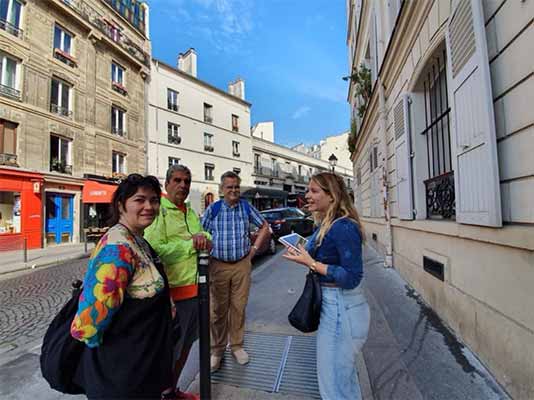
left=445, top=0, right=501, bottom=227
left=394, top=94, right=413, bottom=220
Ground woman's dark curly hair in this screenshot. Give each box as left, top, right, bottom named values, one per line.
left=108, top=174, right=162, bottom=226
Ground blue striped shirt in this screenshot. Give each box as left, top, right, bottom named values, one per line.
left=201, top=200, right=265, bottom=262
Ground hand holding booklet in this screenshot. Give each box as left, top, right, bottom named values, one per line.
left=279, top=233, right=308, bottom=252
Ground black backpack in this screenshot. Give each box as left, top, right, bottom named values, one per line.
left=40, top=280, right=85, bottom=394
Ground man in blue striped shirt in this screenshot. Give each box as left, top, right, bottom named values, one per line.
left=201, top=171, right=269, bottom=372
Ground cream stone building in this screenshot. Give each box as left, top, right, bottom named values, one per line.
left=147, top=50, right=253, bottom=214
left=0, top=0, right=150, bottom=248
left=292, top=131, right=353, bottom=171
left=251, top=123, right=354, bottom=210
left=346, top=0, right=533, bottom=398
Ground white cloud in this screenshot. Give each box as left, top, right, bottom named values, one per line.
left=292, top=106, right=311, bottom=119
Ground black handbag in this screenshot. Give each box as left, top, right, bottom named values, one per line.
left=288, top=271, right=322, bottom=333
left=40, top=280, right=85, bottom=394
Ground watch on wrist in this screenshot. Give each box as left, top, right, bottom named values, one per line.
left=310, top=261, right=317, bottom=272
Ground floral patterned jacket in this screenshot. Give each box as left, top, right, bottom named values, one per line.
left=70, top=224, right=165, bottom=347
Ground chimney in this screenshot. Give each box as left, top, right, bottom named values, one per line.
left=177, top=48, right=197, bottom=77
left=228, top=78, right=245, bottom=100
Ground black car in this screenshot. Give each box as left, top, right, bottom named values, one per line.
left=260, top=207, right=315, bottom=239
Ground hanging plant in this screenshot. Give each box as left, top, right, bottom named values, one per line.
left=349, top=64, right=372, bottom=118
left=348, top=118, right=358, bottom=155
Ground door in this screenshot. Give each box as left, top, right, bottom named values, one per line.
left=45, top=193, right=74, bottom=245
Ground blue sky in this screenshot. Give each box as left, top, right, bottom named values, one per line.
left=148, top=0, right=350, bottom=147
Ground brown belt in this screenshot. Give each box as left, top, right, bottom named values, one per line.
left=212, top=256, right=247, bottom=265
left=320, top=282, right=339, bottom=288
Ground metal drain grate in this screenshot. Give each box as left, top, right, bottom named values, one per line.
left=212, top=332, right=320, bottom=398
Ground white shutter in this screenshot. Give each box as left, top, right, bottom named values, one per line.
left=369, top=7, right=378, bottom=81
left=445, top=0, right=501, bottom=227
left=394, top=94, right=414, bottom=220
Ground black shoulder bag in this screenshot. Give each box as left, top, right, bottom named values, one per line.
left=288, top=239, right=322, bottom=333
left=40, top=280, right=85, bottom=394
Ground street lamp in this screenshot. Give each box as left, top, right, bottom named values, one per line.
left=328, top=153, right=338, bottom=173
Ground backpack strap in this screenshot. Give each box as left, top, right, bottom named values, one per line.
left=210, top=200, right=223, bottom=220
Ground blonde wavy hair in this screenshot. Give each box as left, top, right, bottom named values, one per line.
left=310, top=172, right=364, bottom=246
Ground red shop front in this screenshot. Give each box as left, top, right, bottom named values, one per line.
left=0, top=167, right=44, bottom=250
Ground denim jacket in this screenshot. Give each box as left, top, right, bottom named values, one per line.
left=306, top=217, right=363, bottom=290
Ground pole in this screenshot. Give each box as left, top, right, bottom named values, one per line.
left=197, top=249, right=211, bottom=400
left=23, top=237, right=28, bottom=263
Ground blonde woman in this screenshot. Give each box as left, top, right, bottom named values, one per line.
left=283, top=172, right=370, bottom=400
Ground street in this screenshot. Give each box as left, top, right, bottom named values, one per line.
left=0, top=245, right=510, bottom=400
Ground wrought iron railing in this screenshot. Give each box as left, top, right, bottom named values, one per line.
left=204, top=145, right=214, bottom=152
left=168, top=134, right=181, bottom=145
left=0, top=84, right=21, bottom=100
left=50, top=161, right=73, bottom=174
left=112, top=127, right=125, bottom=136
left=54, top=48, right=77, bottom=67
left=50, top=103, right=73, bottom=117
left=0, top=153, right=18, bottom=165
left=425, top=171, right=455, bottom=219
left=58, top=0, right=149, bottom=67
left=204, top=115, right=213, bottom=123
left=0, top=18, right=23, bottom=38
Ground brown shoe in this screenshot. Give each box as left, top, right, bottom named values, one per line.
left=232, top=348, right=249, bottom=365
left=210, top=354, right=222, bottom=372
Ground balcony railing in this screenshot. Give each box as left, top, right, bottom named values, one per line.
left=50, top=104, right=73, bottom=118
left=232, top=125, right=239, bottom=132
left=0, top=84, right=21, bottom=101
left=58, top=0, right=150, bottom=67
left=253, top=167, right=280, bottom=177
left=0, top=18, right=23, bottom=38
left=0, top=153, right=18, bottom=166
left=204, top=145, right=214, bottom=152
left=54, top=48, right=77, bottom=67
left=204, top=115, right=213, bottom=123
left=168, top=134, right=181, bottom=145
left=50, top=161, right=73, bottom=174
left=167, top=102, right=179, bottom=112
left=233, top=151, right=240, bottom=157
left=296, top=175, right=309, bottom=184
left=425, top=171, right=455, bottom=219
left=112, top=81, right=128, bottom=95
left=112, top=127, right=125, bottom=136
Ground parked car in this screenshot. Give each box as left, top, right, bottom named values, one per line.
left=260, top=207, right=315, bottom=239
left=250, top=225, right=277, bottom=256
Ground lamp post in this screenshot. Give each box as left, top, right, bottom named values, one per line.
left=328, top=153, right=338, bottom=173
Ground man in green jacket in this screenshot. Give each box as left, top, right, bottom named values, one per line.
left=145, top=164, right=211, bottom=400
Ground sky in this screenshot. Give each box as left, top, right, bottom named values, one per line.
left=148, top=0, right=350, bottom=148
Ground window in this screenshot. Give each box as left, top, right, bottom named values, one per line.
left=254, top=154, right=261, bottom=174
left=0, top=191, right=21, bottom=233
left=0, top=53, right=20, bottom=99
left=271, top=158, right=278, bottom=177
left=203, top=103, right=213, bottom=123
left=231, top=114, right=239, bottom=132
left=168, top=157, right=180, bottom=167
left=167, top=89, right=178, bottom=111
left=50, top=78, right=72, bottom=117
left=111, top=62, right=127, bottom=95
left=168, top=122, right=181, bottom=144
left=204, top=163, right=214, bottom=181
left=50, top=135, right=72, bottom=174
left=0, top=0, right=23, bottom=37
left=232, top=141, right=240, bottom=157
left=204, top=133, right=213, bottom=151
left=233, top=167, right=241, bottom=175
left=53, top=25, right=76, bottom=67
left=369, top=145, right=378, bottom=172
left=418, top=49, right=454, bottom=220
left=112, top=151, right=125, bottom=174
left=0, top=119, right=17, bottom=164
left=111, top=106, right=126, bottom=136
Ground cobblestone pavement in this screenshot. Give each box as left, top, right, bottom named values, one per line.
left=0, top=260, right=87, bottom=355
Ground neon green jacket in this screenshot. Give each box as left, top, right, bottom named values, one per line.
left=144, top=197, right=210, bottom=301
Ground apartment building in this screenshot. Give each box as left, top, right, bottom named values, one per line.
left=147, top=49, right=252, bottom=213
left=0, top=0, right=151, bottom=248
left=251, top=123, right=354, bottom=210
left=292, top=130, right=353, bottom=171
left=346, top=0, right=533, bottom=397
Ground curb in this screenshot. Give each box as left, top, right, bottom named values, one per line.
left=0, top=252, right=91, bottom=277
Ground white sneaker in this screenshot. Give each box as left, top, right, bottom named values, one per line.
left=232, top=348, right=249, bottom=365
left=210, top=354, right=222, bottom=372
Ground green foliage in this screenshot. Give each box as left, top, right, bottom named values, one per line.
left=349, top=64, right=372, bottom=118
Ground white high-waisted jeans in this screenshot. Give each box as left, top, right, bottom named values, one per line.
left=316, top=285, right=370, bottom=400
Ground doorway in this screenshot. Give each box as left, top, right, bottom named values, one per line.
left=45, top=193, right=73, bottom=245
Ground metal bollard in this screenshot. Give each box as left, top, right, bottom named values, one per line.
left=197, top=249, right=211, bottom=400
left=23, top=237, right=28, bottom=263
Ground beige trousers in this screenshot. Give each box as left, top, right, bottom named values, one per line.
left=209, top=256, right=252, bottom=356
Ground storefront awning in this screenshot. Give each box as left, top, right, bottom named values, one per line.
left=82, top=180, right=117, bottom=203
left=241, top=187, right=288, bottom=200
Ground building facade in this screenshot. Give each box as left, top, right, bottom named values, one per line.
left=251, top=124, right=354, bottom=210
left=147, top=50, right=253, bottom=214
left=292, top=131, right=353, bottom=171
left=0, top=0, right=150, bottom=248
left=346, top=0, right=533, bottom=397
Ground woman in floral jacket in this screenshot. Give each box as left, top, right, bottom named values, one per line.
left=70, top=174, right=173, bottom=399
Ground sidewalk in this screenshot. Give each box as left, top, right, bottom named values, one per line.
left=0, top=242, right=94, bottom=276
